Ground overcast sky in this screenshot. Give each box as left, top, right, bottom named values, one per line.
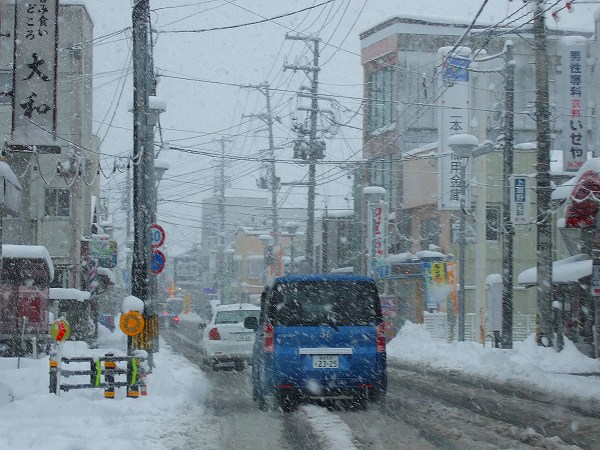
left=81, top=0, right=598, bottom=254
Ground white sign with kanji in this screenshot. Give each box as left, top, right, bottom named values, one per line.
left=437, top=47, right=472, bottom=211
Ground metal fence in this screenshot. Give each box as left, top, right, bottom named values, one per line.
left=424, top=312, right=536, bottom=343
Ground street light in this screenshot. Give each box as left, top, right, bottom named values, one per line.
left=448, top=135, right=498, bottom=343
left=448, top=134, right=479, bottom=342
left=284, top=221, right=300, bottom=273
left=363, top=186, right=386, bottom=278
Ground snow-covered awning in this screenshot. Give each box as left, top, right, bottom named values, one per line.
left=49, top=288, right=91, bottom=302
left=517, top=254, right=592, bottom=285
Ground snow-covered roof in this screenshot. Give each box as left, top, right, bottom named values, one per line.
left=0, top=161, right=21, bottom=188
left=385, top=252, right=418, bottom=264
left=325, top=209, right=354, bottom=218
left=415, top=250, right=446, bottom=259
left=2, top=244, right=54, bottom=280
left=97, top=267, right=116, bottom=284
left=215, top=303, right=259, bottom=312
left=49, top=288, right=91, bottom=302
left=552, top=176, right=577, bottom=201
left=517, top=254, right=592, bottom=285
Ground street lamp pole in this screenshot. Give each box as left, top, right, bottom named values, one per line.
left=449, top=134, right=480, bottom=342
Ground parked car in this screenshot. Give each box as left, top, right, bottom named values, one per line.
left=245, top=274, right=387, bottom=412
left=202, top=303, right=260, bottom=371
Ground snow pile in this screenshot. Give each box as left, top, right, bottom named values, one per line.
left=122, top=295, right=144, bottom=313
left=0, top=331, right=219, bottom=449
left=297, top=405, right=358, bottom=450
left=387, top=321, right=600, bottom=402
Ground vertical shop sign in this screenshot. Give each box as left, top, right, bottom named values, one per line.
left=437, top=47, right=472, bottom=210
left=560, top=36, right=588, bottom=171
left=12, top=0, right=59, bottom=144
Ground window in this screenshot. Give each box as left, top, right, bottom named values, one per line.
left=215, top=309, right=259, bottom=324
left=45, top=188, right=70, bottom=217
left=420, top=218, right=440, bottom=250
left=368, top=66, right=396, bottom=133
left=271, top=281, right=379, bottom=326
left=486, top=207, right=500, bottom=241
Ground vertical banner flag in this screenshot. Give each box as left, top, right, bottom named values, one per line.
left=12, top=0, right=59, bottom=145
left=423, top=261, right=449, bottom=310
left=437, top=47, right=472, bottom=210
left=560, top=36, right=588, bottom=171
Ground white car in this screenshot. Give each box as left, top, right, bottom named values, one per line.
left=201, top=303, right=260, bottom=371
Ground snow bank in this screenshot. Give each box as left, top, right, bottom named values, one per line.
left=387, top=322, right=600, bottom=402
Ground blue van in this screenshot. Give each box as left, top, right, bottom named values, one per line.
left=245, top=274, right=387, bottom=411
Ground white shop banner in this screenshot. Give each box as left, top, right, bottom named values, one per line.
left=12, top=0, right=59, bottom=145
left=437, top=47, right=471, bottom=211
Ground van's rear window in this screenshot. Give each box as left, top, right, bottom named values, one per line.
left=271, top=281, right=379, bottom=326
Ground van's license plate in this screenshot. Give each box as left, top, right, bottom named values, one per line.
left=313, top=355, right=339, bottom=368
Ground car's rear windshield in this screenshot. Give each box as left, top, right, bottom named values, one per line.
left=271, top=280, right=380, bottom=326
left=161, top=300, right=183, bottom=315
left=215, top=309, right=259, bottom=324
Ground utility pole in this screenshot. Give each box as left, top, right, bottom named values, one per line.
left=285, top=34, right=320, bottom=272
left=215, top=138, right=229, bottom=301
left=125, top=158, right=132, bottom=293
left=502, top=41, right=515, bottom=349
left=243, top=83, right=280, bottom=275
left=131, top=0, right=155, bottom=354
left=534, top=0, right=554, bottom=346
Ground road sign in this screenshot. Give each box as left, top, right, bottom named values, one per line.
left=151, top=249, right=166, bottom=275
left=150, top=223, right=166, bottom=248
left=120, top=311, right=145, bottom=336
left=50, top=318, right=71, bottom=342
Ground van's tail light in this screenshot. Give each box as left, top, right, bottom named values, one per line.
left=376, top=323, right=386, bottom=352
left=264, top=322, right=274, bottom=353
left=208, top=327, right=221, bottom=340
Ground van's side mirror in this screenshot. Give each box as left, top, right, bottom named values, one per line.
left=244, top=316, right=258, bottom=330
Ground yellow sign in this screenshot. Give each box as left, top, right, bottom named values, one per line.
left=183, top=293, right=192, bottom=314
left=120, top=311, right=145, bottom=336
left=50, top=319, right=71, bottom=341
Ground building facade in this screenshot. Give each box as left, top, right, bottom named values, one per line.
left=359, top=15, right=594, bottom=322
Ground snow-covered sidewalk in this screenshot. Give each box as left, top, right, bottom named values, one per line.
left=0, top=326, right=220, bottom=449
left=387, top=322, right=600, bottom=403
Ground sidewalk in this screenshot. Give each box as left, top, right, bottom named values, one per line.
left=387, top=322, right=600, bottom=404
left=0, top=326, right=219, bottom=449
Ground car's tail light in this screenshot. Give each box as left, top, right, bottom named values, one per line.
left=173, top=316, right=180, bottom=323
left=163, top=310, right=168, bottom=315
left=264, top=322, right=274, bottom=353
left=376, top=323, right=386, bottom=353
left=208, top=327, right=221, bottom=340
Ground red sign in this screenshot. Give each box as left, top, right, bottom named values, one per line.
left=150, top=223, right=166, bottom=248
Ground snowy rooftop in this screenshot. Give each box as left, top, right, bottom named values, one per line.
left=2, top=244, right=54, bottom=280
left=49, top=288, right=91, bottom=302
left=518, top=254, right=592, bottom=285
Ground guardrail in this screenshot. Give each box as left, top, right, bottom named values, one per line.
left=49, top=352, right=147, bottom=398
